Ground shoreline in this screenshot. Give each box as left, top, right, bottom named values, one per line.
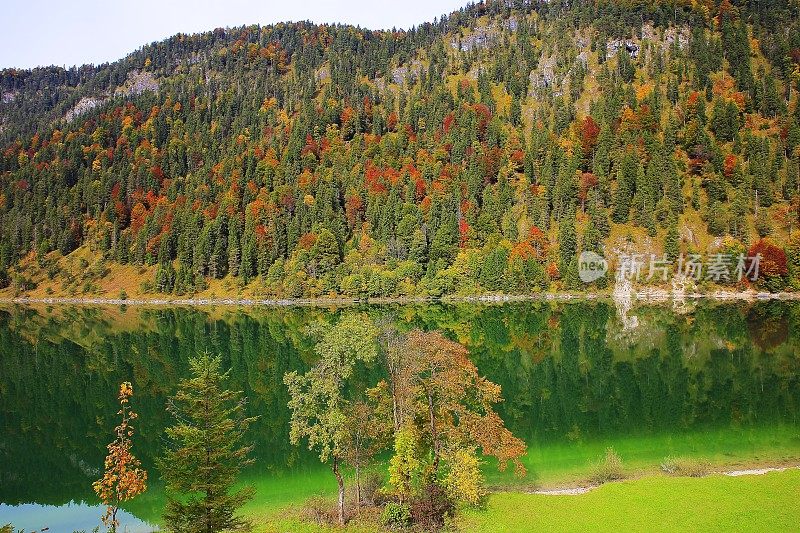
left=530, top=464, right=800, bottom=496
left=1, top=289, right=799, bottom=307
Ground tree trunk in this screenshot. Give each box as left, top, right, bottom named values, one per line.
left=391, top=385, right=400, bottom=432
left=333, top=458, right=345, bottom=526
left=427, top=387, right=439, bottom=471
left=355, top=463, right=361, bottom=507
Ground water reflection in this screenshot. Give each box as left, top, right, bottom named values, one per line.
left=0, top=502, right=156, bottom=532
left=0, top=300, right=798, bottom=528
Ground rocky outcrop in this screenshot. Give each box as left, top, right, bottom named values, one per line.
left=315, top=64, right=330, bottom=84
left=607, top=39, right=640, bottom=59
left=663, top=26, right=690, bottom=50
left=391, top=60, right=423, bottom=85
left=530, top=54, right=557, bottom=91
left=451, top=23, right=500, bottom=52
left=65, top=96, right=104, bottom=123
left=114, top=70, right=159, bottom=98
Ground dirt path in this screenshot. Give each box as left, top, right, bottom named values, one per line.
left=532, top=465, right=800, bottom=495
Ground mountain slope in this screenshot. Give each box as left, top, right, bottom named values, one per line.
left=1, top=0, right=800, bottom=299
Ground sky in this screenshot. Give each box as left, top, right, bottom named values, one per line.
left=0, top=0, right=470, bottom=70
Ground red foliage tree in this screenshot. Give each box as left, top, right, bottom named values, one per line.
left=578, top=172, right=599, bottom=210
left=526, top=226, right=550, bottom=261
left=579, top=116, right=600, bottom=156
left=345, top=193, right=364, bottom=228
left=458, top=218, right=471, bottom=248
left=748, top=239, right=788, bottom=279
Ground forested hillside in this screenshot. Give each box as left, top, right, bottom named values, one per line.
left=1, top=0, right=800, bottom=299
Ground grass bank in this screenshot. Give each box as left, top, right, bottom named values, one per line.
left=461, top=469, right=800, bottom=532
left=239, top=467, right=800, bottom=532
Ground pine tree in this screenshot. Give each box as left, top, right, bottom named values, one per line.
left=664, top=222, right=680, bottom=262
left=558, top=208, right=577, bottom=273
left=227, top=219, right=241, bottom=278
left=612, top=151, right=639, bottom=223
left=617, top=49, right=635, bottom=83
left=155, top=261, right=176, bottom=293
left=159, top=354, right=256, bottom=533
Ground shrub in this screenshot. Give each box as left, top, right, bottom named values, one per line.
left=301, top=496, right=338, bottom=526
left=118, top=289, right=128, bottom=300
left=381, top=501, right=411, bottom=528
left=409, top=482, right=455, bottom=531
left=11, top=273, right=36, bottom=293
left=660, top=456, right=710, bottom=477
left=359, top=471, right=385, bottom=507
left=589, top=447, right=625, bottom=484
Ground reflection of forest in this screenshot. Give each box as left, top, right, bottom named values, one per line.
left=0, top=301, right=798, bottom=511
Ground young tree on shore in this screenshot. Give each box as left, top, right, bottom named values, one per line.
left=284, top=314, right=379, bottom=525
left=159, top=354, right=256, bottom=533
left=93, top=382, right=148, bottom=533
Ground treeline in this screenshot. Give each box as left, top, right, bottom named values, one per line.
left=1, top=0, right=800, bottom=296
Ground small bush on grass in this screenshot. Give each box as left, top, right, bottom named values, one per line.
left=660, top=456, right=711, bottom=477
left=410, top=482, right=455, bottom=531
left=589, top=447, right=626, bottom=484
left=382, top=501, right=411, bottom=528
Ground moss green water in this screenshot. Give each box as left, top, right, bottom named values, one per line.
left=1, top=300, right=798, bottom=529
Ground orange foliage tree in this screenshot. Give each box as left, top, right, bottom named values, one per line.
left=93, top=382, right=147, bottom=532
left=377, top=330, right=527, bottom=478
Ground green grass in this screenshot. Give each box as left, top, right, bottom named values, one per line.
left=462, top=469, right=800, bottom=532
left=484, top=424, right=800, bottom=487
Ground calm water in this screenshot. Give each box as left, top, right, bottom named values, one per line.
left=1, top=300, right=799, bottom=530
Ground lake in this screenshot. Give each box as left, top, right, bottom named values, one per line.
left=1, top=300, right=799, bottom=531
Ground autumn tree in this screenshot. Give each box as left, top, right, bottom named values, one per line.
left=159, top=354, right=256, bottom=533
left=748, top=239, right=788, bottom=292
left=93, top=382, right=148, bottom=533
left=284, top=314, right=380, bottom=525
left=342, top=398, right=391, bottom=506
left=374, top=330, right=526, bottom=524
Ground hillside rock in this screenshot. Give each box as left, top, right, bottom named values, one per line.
left=65, top=96, right=104, bottom=123
left=607, top=39, right=639, bottom=59
left=114, top=70, right=159, bottom=98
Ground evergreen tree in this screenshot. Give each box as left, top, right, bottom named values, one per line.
left=159, top=354, right=256, bottom=533
left=558, top=208, right=577, bottom=273
left=664, top=222, right=680, bottom=262
left=612, top=151, right=639, bottom=223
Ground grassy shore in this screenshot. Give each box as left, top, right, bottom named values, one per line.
left=243, top=468, right=800, bottom=532
left=461, top=469, right=800, bottom=532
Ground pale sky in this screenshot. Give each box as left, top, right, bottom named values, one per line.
left=1, top=0, right=470, bottom=69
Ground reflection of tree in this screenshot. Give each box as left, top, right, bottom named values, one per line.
left=747, top=301, right=790, bottom=351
